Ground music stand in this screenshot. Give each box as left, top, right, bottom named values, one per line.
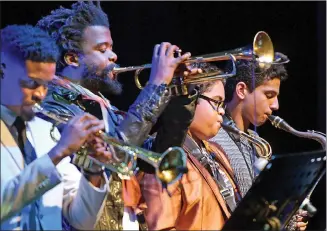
left=222, top=150, right=326, bottom=230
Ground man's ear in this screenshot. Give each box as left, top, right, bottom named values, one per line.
left=235, top=82, right=248, bottom=100
left=64, top=52, right=79, bottom=67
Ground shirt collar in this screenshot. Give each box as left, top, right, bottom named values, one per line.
left=222, top=113, right=241, bottom=142
left=1, top=104, right=18, bottom=127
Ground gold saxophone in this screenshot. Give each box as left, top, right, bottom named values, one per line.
left=268, top=115, right=326, bottom=225
left=268, top=115, right=326, bottom=150
left=221, top=122, right=272, bottom=160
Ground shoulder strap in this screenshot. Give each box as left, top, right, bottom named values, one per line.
left=205, top=141, right=234, bottom=177
left=183, top=136, right=231, bottom=218
left=206, top=141, right=242, bottom=202
left=186, top=151, right=231, bottom=219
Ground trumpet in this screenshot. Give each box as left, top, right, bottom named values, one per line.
left=115, top=54, right=237, bottom=95
left=33, top=103, right=187, bottom=185
left=113, top=31, right=285, bottom=91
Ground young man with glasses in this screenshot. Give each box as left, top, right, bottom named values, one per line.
left=198, top=94, right=226, bottom=112
left=136, top=64, right=240, bottom=230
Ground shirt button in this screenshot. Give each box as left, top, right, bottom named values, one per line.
left=39, top=214, right=44, bottom=219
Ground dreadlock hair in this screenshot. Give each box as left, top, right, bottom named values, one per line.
left=36, top=1, right=109, bottom=70
left=224, top=52, right=289, bottom=103
left=188, top=62, right=226, bottom=95
left=1, top=24, right=60, bottom=62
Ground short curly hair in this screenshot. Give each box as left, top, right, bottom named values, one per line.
left=36, top=1, right=109, bottom=70
left=188, top=62, right=226, bottom=94
left=225, top=52, right=289, bottom=102
left=1, top=24, right=60, bottom=62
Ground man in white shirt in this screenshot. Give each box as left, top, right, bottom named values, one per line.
left=0, top=24, right=112, bottom=230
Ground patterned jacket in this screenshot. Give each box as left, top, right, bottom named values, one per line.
left=39, top=82, right=171, bottom=230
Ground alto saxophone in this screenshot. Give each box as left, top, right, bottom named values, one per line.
left=268, top=115, right=326, bottom=150
left=221, top=123, right=272, bottom=161
left=268, top=115, right=326, bottom=226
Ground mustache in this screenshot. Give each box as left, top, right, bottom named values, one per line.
left=80, top=64, right=123, bottom=96
left=83, top=63, right=119, bottom=78
left=101, top=63, right=120, bottom=77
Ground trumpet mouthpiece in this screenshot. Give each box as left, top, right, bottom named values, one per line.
left=32, top=103, right=43, bottom=113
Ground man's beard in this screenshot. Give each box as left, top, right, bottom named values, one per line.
left=80, top=64, right=123, bottom=96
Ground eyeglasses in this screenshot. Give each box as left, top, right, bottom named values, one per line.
left=199, top=94, right=226, bottom=112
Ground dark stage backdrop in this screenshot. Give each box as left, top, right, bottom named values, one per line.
left=1, top=1, right=326, bottom=229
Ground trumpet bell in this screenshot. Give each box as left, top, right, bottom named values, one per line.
left=193, top=31, right=275, bottom=69
left=156, top=147, right=188, bottom=185
left=253, top=31, right=274, bottom=68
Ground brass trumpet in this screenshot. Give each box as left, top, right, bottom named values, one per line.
left=113, top=31, right=283, bottom=91
left=115, top=55, right=236, bottom=94
left=33, top=103, right=187, bottom=185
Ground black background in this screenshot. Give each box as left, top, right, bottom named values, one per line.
left=1, top=1, right=326, bottom=229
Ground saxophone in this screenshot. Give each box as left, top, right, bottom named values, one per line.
left=221, top=122, right=272, bottom=161
left=268, top=115, right=326, bottom=228
left=268, top=115, right=326, bottom=150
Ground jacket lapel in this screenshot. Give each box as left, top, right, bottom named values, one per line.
left=0, top=120, right=25, bottom=170
left=183, top=136, right=231, bottom=218
left=187, top=154, right=231, bottom=218
left=25, top=117, right=58, bottom=159
left=101, top=103, right=121, bottom=138
left=25, top=119, right=40, bottom=158
left=100, top=103, right=110, bottom=134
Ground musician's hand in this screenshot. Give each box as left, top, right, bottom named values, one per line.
left=176, top=64, right=203, bottom=78
left=296, top=221, right=308, bottom=231
left=148, top=42, right=191, bottom=86
left=50, top=114, right=105, bottom=165
left=295, top=209, right=309, bottom=231
left=88, top=136, right=113, bottom=163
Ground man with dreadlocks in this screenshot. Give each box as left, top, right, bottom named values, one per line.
left=36, top=1, right=200, bottom=230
